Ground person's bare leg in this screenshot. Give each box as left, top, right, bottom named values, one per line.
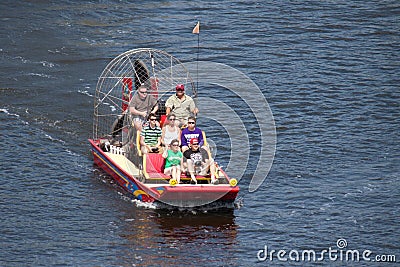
left=187, top=160, right=197, bottom=184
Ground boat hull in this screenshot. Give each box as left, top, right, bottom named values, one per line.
left=89, top=139, right=239, bottom=207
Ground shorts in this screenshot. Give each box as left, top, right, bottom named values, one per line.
left=133, top=116, right=146, bottom=124
left=164, top=165, right=181, bottom=175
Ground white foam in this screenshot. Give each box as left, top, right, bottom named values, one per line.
left=26, top=73, right=52, bottom=78
left=0, top=108, right=20, bottom=118
left=15, top=56, right=29, bottom=63
left=78, top=89, right=93, bottom=97
left=40, top=61, right=56, bottom=68
left=103, top=102, right=117, bottom=112
left=131, top=199, right=157, bottom=209
left=44, top=133, right=66, bottom=145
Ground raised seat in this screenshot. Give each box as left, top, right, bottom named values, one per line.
left=143, top=153, right=170, bottom=179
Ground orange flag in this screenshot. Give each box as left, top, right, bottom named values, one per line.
left=192, top=21, right=200, bottom=34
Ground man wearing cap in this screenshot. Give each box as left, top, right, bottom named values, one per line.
left=165, top=84, right=198, bottom=127
left=183, top=138, right=217, bottom=184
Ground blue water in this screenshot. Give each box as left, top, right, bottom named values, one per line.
left=1, top=1, right=399, bottom=266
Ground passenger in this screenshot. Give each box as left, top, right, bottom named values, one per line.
left=161, top=113, right=181, bottom=147
left=162, top=139, right=183, bottom=184
left=129, top=85, right=158, bottom=131
left=165, top=84, right=198, bottom=127
left=183, top=138, right=217, bottom=184
left=181, top=116, right=204, bottom=152
left=140, top=113, right=162, bottom=154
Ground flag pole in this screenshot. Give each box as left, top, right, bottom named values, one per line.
left=192, top=21, right=200, bottom=95
left=196, top=31, right=199, bottom=94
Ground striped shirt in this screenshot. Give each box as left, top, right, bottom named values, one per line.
left=141, top=125, right=162, bottom=146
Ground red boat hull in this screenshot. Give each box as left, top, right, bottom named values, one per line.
left=89, top=139, right=239, bottom=207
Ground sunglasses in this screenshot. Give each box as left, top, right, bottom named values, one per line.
left=192, top=143, right=199, bottom=146
left=169, top=118, right=175, bottom=121
left=150, top=118, right=157, bottom=121
left=139, top=91, right=148, bottom=94
left=176, top=89, right=184, bottom=92
left=188, top=121, right=195, bottom=124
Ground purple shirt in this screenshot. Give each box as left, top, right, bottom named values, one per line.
left=181, top=127, right=204, bottom=147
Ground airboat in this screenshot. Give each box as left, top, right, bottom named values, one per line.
left=89, top=48, right=239, bottom=208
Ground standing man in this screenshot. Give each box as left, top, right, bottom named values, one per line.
left=129, top=85, right=158, bottom=131
left=165, top=84, right=198, bottom=127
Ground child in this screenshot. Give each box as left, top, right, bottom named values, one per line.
left=162, top=139, right=183, bottom=184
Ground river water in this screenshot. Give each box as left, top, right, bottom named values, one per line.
left=1, top=1, right=399, bottom=266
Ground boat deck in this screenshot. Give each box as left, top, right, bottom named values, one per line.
left=105, top=152, right=140, bottom=176
left=105, top=151, right=229, bottom=186
left=145, top=183, right=228, bottom=188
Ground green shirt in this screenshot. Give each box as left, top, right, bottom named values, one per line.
left=165, top=150, right=183, bottom=168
